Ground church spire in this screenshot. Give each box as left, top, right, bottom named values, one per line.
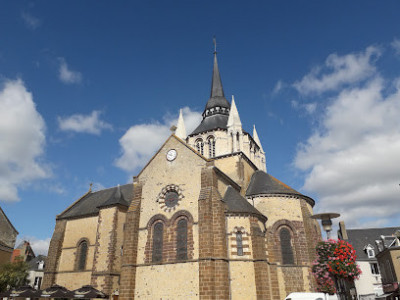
left=210, top=52, right=225, bottom=99
left=175, top=109, right=187, bottom=139
left=203, top=43, right=230, bottom=117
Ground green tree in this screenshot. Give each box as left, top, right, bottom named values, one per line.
left=0, top=261, right=29, bottom=292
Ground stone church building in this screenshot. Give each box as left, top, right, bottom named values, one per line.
left=43, top=51, right=322, bottom=299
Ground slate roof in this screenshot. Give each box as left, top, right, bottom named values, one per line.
left=346, top=227, right=400, bottom=261
left=28, top=255, right=46, bottom=271
left=223, top=186, right=267, bottom=222
left=190, top=114, right=229, bottom=135
left=245, top=170, right=315, bottom=206
left=58, top=184, right=133, bottom=220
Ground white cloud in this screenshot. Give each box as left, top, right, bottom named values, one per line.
left=293, top=46, right=381, bottom=95
left=58, top=58, right=82, bottom=84
left=391, top=38, right=400, bottom=56
left=115, top=107, right=201, bottom=172
left=21, top=12, right=40, bottom=30
left=58, top=110, right=112, bottom=135
left=17, top=236, right=51, bottom=256
left=291, top=100, right=317, bottom=114
left=0, top=79, right=49, bottom=202
left=294, top=75, right=400, bottom=228
left=272, top=80, right=284, bottom=94
left=304, top=102, right=317, bottom=114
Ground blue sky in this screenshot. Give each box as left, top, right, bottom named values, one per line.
left=1, top=1, right=400, bottom=254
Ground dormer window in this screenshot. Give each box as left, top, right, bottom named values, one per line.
left=365, top=244, right=375, bottom=258
left=367, top=249, right=375, bottom=258
left=38, top=260, right=44, bottom=270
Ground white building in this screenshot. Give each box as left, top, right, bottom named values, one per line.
left=338, top=222, right=400, bottom=300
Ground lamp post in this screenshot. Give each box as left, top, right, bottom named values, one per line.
left=311, top=212, right=340, bottom=239
left=310, top=212, right=357, bottom=300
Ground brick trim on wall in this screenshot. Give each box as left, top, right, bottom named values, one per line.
left=250, top=216, right=272, bottom=300
left=119, top=181, right=143, bottom=300
left=198, top=166, right=230, bottom=299
left=42, top=219, right=67, bottom=289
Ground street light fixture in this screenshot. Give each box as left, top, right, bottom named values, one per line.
left=311, top=212, right=340, bottom=239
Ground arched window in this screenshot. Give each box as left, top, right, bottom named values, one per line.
left=176, top=219, right=188, bottom=260
left=77, top=240, right=88, bottom=270
left=196, top=139, right=204, bottom=156
left=152, top=222, right=164, bottom=263
left=280, top=228, right=294, bottom=265
left=236, top=232, right=243, bottom=256
left=208, top=136, right=215, bottom=158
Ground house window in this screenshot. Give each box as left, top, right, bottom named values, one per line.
left=77, top=240, right=88, bottom=270
left=370, top=262, right=380, bottom=275
left=34, top=276, right=42, bottom=289
left=152, top=222, right=164, bottom=263
left=236, top=232, right=243, bottom=256
left=280, top=228, right=294, bottom=265
left=367, top=248, right=375, bottom=258
left=196, top=139, right=204, bottom=156
left=176, top=219, right=188, bottom=261
left=208, top=136, right=215, bottom=158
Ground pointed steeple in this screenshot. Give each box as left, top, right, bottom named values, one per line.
left=227, top=95, right=242, bottom=130
left=189, top=44, right=231, bottom=136
left=175, top=109, right=187, bottom=139
left=210, top=52, right=225, bottom=98
left=204, top=51, right=230, bottom=114
left=253, top=125, right=264, bottom=152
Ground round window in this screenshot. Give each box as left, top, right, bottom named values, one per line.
left=164, top=191, right=179, bottom=207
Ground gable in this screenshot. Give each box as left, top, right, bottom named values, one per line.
left=137, top=135, right=208, bottom=229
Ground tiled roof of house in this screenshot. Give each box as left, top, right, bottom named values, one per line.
left=346, top=227, right=400, bottom=261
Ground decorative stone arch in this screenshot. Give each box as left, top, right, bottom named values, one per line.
left=146, top=214, right=169, bottom=229
left=145, top=212, right=195, bottom=263
left=269, top=219, right=299, bottom=265
left=75, top=238, right=90, bottom=271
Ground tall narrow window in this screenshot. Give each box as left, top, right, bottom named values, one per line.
left=280, top=228, right=294, bottom=265
left=152, top=222, right=164, bottom=263
left=208, top=137, right=215, bottom=158
left=236, top=232, right=243, bottom=256
left=77, top=240, right=88, bottom=270
left=176, top=219, right=188, bottom=261
left=196, top=139, right=204, bottom=156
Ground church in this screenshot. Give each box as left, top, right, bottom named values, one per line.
left=43, top=50, right=322, bottom=299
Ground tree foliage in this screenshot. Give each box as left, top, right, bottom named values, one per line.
left=0, top=261, right=29, bottom=292
left=312, top=239, right=361, bottom=294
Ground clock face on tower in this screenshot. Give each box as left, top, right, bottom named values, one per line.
left=166, top=149, right=177, bottom=161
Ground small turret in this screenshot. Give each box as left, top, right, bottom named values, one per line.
left=175, top=109, right=187, bottom=140
left=227, top=96, right=242, bottom=133
left=253, top=125, right=264, bottom=152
